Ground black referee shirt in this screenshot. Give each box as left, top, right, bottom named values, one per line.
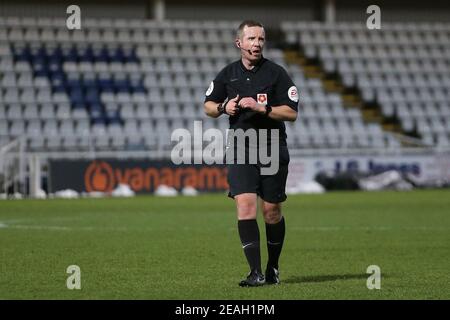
left=204, top=57, right=299, bottom=146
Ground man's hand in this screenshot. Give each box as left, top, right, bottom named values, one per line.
left=225, top=94, right=240, bottom=116
left=238, top=97, right=265, bottom=114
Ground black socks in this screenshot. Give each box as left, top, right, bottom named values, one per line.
left=238, top=219, right=262, bottom=274
left=265, top=216, right=285, bottom=270
left=238, top=217, right=286, bottom=273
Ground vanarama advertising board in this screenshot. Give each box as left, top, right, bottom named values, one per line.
left=49, top=153, right=450, bottom=194
left=49, top=159, right=228, bottom=194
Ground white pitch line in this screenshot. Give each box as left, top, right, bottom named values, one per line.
left=225, top=226, right=450, bottom=232
left=290, top=226, right=450, bottom=231
left=1, top=222, right=448, bottom=233
left=5, top=224, right=73, bottom=231
left=0, top=223, right=135, bottom=232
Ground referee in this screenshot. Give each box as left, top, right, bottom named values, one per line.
left=204, top=20, right=299, bottom=286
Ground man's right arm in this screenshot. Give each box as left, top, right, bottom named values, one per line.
left=204, top=101, right=222, bottom=118
left=204, top=95, right=240, bottom=118
left=204, top=68, right=230, bottom=118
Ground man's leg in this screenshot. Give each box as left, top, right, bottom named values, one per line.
left=262, top=201, right=285, bottom=284
left=235, top=193, right=264, bottom=286
left=259, top=145, right=289, bottom=284
left=227, top=161, right=264, bottom=286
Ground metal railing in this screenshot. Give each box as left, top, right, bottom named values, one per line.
left=0, top=137, right=26, bottom=196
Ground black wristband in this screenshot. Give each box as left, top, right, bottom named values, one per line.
left=217, top=103, right=226, bottom=115
left=264, top=105, right=272, bottom=116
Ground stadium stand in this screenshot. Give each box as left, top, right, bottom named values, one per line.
left=0, top=18, right=241, bottom=152
left=281, top=21, right=450, bottom=148
left=1, top=17, right=449, bottom=152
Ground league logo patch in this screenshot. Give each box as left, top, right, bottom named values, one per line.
left=257, top=93, right=268, bottom=105
left=288, top=86, right=299, bottom=102
left=206, top=81, right=214, bottom=96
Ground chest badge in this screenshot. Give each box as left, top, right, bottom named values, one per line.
left=257, top=93, right=268, bottom=105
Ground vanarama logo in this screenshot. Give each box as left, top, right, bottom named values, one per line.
left=85, top=161, right=115, bottom=192
left=84, top=160, right=228, bottom=193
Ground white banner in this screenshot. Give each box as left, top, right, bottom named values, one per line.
left=287, top=153, right=450, bottom=187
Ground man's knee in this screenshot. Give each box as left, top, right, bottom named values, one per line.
left=262, top=202, right=282, bottom=224
left=235, top=193, right=258, bottom=220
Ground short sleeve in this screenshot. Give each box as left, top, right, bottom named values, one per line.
left=204, top=68, right=227, bottom=103
left=273, top=67, right=299, bottom=111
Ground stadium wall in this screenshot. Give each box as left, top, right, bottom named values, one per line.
left=0, top=0, right=148, bottom=19
left=43, top=151, right=450, bottom=194
left=165, top=0, right=316, bottom=28
left=1, top=0, right=449, bottom=23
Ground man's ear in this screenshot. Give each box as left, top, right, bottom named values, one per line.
left=235, top=39, right=241, bottom=48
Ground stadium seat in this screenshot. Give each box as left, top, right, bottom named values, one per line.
left=3, top=18, right=447, bottom=152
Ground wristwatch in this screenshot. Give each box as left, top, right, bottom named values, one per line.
left=264, top=105, right=272, bottom=116
left=217, top=103, right=226, bottom=115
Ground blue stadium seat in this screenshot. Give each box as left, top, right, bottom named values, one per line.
left=61, top=45, right=78, bottom=62
left=85, top=89, right=100, bottom=105
left=92, top=45, right=109, bottom=63
left=77, top=46, right=94, bottom=62
left=69, top=88, right=85, bottom=105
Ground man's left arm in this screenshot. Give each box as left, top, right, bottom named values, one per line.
left=269, top=67, right=300, bottom=121
left=238, top=99, right=297, bottom=121
left=264, top=104, right=297, bottom=121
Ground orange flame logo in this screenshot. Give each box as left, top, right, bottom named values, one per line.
left=84, top=161, right=115, bottom=193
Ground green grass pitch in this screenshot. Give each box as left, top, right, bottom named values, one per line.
left=0, top=190, right=449, bottom=299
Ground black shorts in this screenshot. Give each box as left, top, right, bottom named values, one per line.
left=226, top=146, right=290, bottom=203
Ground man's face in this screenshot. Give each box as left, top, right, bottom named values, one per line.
left=238, top=25, right=265, bottom=61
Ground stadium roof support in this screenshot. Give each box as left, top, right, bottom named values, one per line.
left=153, top=0, right=166, bottom=21
left=323, top=0, right=336, bottom=23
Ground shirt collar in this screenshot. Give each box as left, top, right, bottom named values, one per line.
left=239, top=56, right=266, bottom=73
